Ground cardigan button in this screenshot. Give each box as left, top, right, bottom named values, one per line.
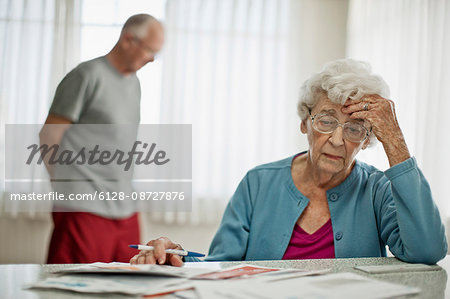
left=329, top=193, right=338, bottom=202
left=335, top=231, right=343, bottom=240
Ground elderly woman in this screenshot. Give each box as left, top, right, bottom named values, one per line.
left=131, top=59, right=447, bottom=266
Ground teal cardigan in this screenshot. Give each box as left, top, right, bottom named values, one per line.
left=187, top=154, right=447, bottom=264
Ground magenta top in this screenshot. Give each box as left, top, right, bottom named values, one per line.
left=282, top=218, right=335, bottom=260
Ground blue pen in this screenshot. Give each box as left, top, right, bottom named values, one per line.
left=129, top=244, right=205, bottom=257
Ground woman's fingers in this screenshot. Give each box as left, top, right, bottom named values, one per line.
left=344, top=95, right=409, bottom=163
left=342, top=101, right=379, bottom=115
left=129, top=253, right=148, bottom=264
left=144, top=251, right=157, bottom=264
left=128, top=237, right=185, bottom=266
left=347, top=110, right=369, bottom=121
left=342, top=95, right=380, bottom=114
left=148, top=237, right=180, bottom=264
left=130, top=250, right=183, bottom=266
left=129, top=254, right=138, bottom=264
left=343, top=95, right=379, bottom=107
left=129, top=237, right=186, bottom=265
left=169, top=254, right=184, bottom=267
left=346, top=95, right=410, bottom=166
left=151, top=238, right=169, bottom=264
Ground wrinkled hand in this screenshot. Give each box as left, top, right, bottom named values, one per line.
left=342, top=95, right=399, bottom=144
left=342, top=95, right=410, bottom=166
left=129, top=237, right=184, bottom=267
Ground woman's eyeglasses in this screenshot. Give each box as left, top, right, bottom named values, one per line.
left=310, top=113, right=371, bottom=143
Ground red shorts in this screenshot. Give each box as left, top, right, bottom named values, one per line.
left=47, top=212, right=140, bottom=263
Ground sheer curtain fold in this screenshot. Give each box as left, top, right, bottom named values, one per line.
left=347, top=0, right=450, bottom=217
left=0, top=0, right=81, bottom=216
left=51, top=0, right=81, bottom=93
left=159, top=0, right=291, bottom=224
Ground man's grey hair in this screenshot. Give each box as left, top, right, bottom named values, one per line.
left=121, top=14, right=157, bottom=38
left=297, top=59, right=390, bottom=120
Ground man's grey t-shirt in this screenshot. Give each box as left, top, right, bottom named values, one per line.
left=49, top=56, right=140, bottom=218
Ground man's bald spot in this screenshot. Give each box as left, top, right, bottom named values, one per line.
left=121, top=14, right=161, bottom=39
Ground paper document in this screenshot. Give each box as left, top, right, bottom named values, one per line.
left=194, top=272, right=420, bottom=299
left=28, top=274, right=193, bottom=296
left=250, top=268, right=330, bottom=283
left=30, top=263, right=293, bottom=296
left=192, top=269, right=330, bottom=299
left=29, top=262, right=419, bottom=298
left=192, top=264, right=280, bottom=280
left=55, top=262, right=212, bottom=278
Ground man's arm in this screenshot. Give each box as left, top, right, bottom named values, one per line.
left=39, top=114, right=72, bottom=178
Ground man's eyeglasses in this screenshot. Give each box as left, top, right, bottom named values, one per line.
left=310, top=113, right=371, bottom=143
left=133, top=37, right=159, bottom=58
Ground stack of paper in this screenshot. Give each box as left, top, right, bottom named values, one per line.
left=55, top=262, right=212, bottom=277
left=27, top=262, right=421, bottom=298
left=28, top=262, right=210, bottom=296
left=30, top=275, right=192, bottom=296
left=192, top=272, right=420, bottom=299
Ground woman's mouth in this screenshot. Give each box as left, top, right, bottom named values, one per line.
left=324, top=153, right=343, bottom=160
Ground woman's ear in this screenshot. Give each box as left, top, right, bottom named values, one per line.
left=300, top=120, right=307, bottom=134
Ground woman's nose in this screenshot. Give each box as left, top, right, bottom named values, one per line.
left=329, top=126, right=345, bottom=146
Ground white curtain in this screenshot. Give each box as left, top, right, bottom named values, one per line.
left=347, top=0, right=450, bottom=217
left=158, top=0, right=294, bottom=224
left=0, top=0, right=81, bottom=215
left=51, top=0, right=81, bottom=92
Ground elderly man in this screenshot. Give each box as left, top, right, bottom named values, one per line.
left=41, top=14, right=164, bottom=263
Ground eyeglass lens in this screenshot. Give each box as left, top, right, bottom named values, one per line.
left=313, top=114, right=367, bottom=142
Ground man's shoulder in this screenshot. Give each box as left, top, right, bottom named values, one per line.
left=73, top=56, right=107, bottom=75
left=55, top=57, right=107, bottom=92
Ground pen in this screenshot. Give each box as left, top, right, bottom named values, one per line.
left=128, top=244, right=205, bottom=257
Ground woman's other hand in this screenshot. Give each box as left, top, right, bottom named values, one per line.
left=342, top=95, right=411, bottom=166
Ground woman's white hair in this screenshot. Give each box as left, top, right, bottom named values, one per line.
left=297, top=59, right=390, bottom=120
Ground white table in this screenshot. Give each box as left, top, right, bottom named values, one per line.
left=1, top=256, right=449, bottom=298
